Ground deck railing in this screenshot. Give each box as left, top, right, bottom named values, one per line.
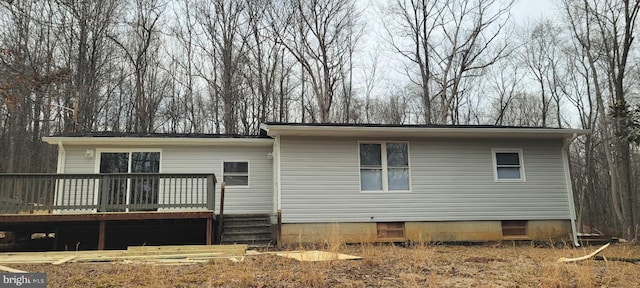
left=0, top=173, right=216, bottom=214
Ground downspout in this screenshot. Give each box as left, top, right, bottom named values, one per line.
left=562, top=134, right=580, bottom=247
left=274, top=135, right=282, bottom=247
left=57, top=142, right=65, bottom=173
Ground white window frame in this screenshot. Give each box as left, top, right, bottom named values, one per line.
left=358, top=141, right=412, bottom=193
left=94, top=148, right=163, bottom=174
left=93, top=148, right=163, bottom=211
left=491, top=148, right=526, bottom=182
left=222, top=160, right=250, bottom=188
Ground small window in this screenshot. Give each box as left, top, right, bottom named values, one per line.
left=492, top=149, right=525, bottom=181
left=359, top=142, right=410, bottom=192
left=223, top=162, right=249, bottom=186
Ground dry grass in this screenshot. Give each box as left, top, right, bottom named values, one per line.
left=8, top=242, right=640, bottom=288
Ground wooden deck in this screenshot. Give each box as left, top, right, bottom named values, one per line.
left=0, top=173, right=216, bottom=213
left=0, top=173, right=220, bottom=251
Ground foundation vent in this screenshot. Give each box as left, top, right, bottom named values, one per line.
left=501, top=220, right=528, bottom=238
left=377, top=222, right=405, bottom=240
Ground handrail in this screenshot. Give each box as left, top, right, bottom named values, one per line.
left=0, top=173, right=217, bottom=214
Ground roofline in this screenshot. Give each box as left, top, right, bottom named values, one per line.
left=260, top=123, right=591, bottom=139
left=42, top=136, right=274, bottom=146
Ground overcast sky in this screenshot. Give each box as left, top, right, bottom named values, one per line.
left=511, top=0, right=559, bottom=23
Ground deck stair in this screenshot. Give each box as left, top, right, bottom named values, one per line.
left=220, top=214, right=273, bottom=247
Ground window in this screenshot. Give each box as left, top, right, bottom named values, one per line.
left=359, top=142, right=410, bottom=192
left=223, top=161, right=249, bottom=186
left=492, top=149, right=525, bottom=181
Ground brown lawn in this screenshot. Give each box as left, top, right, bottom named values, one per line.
left=7, top=243, right=640, bottom=288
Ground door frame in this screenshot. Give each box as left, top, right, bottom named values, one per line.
left=94, top=148, right=163, bottom=212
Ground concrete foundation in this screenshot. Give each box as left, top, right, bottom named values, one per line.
left=280, top=220, right=572, bottom=244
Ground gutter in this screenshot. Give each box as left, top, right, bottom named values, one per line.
left=562, top=133, right=580, bottom=247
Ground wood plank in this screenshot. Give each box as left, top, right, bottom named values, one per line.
left=52, top=255, right=76, bottom=265
left=558, top=243, right=610, bottom=263
left=98, top=220, right=106, bottom=250
left=206, top=218, right=212, bottom=245
left=75, top=252, right=224, bottom=263
left=0, top=211, right=215, bottom=223
left=127, top=244, right=247, bottom=253
left=594, top=255, right=640, bottom=263
left=0, top=265, right=27, bottom=273
left=0, top=244, right=247, bottom=264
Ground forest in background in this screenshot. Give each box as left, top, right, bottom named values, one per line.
left=0, top=0, right=638, bottom=241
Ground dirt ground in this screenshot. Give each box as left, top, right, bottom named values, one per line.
left=8, top=243, right=640, bottom=288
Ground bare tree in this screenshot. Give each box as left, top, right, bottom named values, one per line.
left=275, top=0, right=361, bottom=123
left=108, top=0, right=166, bottom=133
left=519, top=20, right=565, bottom=127
left=0, top=1, right=68, bottom=172
left=384, top=0, right=514, bottom=124
left=195, top=0, right=250, bottom=134
left=487, top=60, right=525, bottom=126
left=564, top=0, right=639, bottom=240
left=56, top=0, right=121, bottom=132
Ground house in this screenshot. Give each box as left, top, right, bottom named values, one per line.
left=0, top=123, right=588, bottom=250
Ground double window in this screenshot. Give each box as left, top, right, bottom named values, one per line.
left=492, top=149, right=525, bottom=181
left=359, top=142, right=410, bottom=192
left=223, top=161, right=249, bottom=187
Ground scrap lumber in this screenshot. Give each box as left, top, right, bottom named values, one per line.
left=594, top=255, right=640, bottom=263
left=52, top=255, right=76, bottom=265
left=77, top=252, right=224, bottom=263
left=0, top=264, right=27, bottom=273
left=127, top=244, right=247, bottom=256
left=0, top=244, right=249, bottom=265
left=557, top=243, right=610, bottom=263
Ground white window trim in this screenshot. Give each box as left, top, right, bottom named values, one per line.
left=491, top=148, right=526, bottom=182
left=358, top=141, right=412, bottom=193
left=222, top=160, right=250, bottom=188
left=93, top=148, right=163, bottom=212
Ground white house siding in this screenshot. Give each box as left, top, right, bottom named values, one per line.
left=55, top=145, right=96, bottom=213
left=160, top=146, right=273, bottom=214
left=278, top=136, right=570, bottom=223
left=59, top=144, right=273, bottom=214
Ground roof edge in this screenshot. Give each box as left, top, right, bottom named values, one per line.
left=42, top=136, right=274, bottom=146
left=261, top=123, right=591, bottom=139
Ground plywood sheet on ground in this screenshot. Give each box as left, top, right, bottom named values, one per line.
left=273, top=251, right=362, bottom=262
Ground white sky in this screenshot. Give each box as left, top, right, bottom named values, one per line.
left=511, top=0, right=559, bottom=23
